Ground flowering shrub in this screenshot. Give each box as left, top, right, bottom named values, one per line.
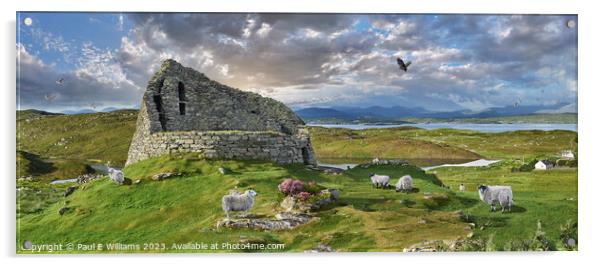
left=296, top=191, right=311, bottom=202
left=278, top=178, right=304, bottom=196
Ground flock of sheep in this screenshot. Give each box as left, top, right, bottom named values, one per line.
left=369, top=173, right=513, bottom=213
left=103, top=163, right=513, bottom=218
left=218, top=174, right=513, bottom=219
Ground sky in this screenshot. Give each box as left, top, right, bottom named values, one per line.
left=16, top=13, right=577, bottom=113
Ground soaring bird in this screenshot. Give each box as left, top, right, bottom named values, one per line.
left=56, top=77, right=64, bottom=86
left=44, top=93, right=57, bottom=102
left=396, top=57, right=412, bottom=72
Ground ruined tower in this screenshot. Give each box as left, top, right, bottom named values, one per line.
left=126, top=59, right=317, bottom=166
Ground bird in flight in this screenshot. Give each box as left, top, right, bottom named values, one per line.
left=56, top=77, right=64, bottom=86
left=44, top=93, right=57, bottom=102
left=396, top=57, right=412, bottom=72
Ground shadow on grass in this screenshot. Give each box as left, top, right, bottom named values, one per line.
left=505, top=204, right=527, bottom=213
left=343, top=197, right=389, bottom=212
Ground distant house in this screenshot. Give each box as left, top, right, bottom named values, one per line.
left=560, top=150, right=575, bottom=159
left=535, top=160, right=554, bottom=170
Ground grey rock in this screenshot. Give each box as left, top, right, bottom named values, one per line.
left=305, top=244, right=334, bottom=253
left=151, top=172, right=174, bottom=181
left=217, top=212, right=313, bottom=231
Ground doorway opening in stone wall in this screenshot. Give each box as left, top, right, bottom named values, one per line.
left=302, top=147, right=311, bottom=165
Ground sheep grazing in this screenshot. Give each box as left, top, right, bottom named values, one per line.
left=459, top=183, right=465, bottom=192
left=107, top=168, right=124, bottom=184
left=222, top=189, right=257, bottom=218
left=369, top=173, right=390, bottom=189
left=395, top=175, right=413, bottom=193
left=477, top=185, right=513, bottom=212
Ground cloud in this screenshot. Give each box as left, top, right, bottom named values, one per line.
left=17, top=13, right=578, bottom=112
left=17, top=44, right=142, bottom=111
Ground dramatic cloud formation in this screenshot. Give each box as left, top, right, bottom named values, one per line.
left=16, top=13, right=577, bottom=112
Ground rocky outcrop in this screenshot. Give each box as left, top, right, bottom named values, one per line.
left=216, top=213, right=314, bottom=231
left=126, top=59, right=316, bottom=166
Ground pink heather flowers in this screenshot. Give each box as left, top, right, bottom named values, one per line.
left=278, top=178, right=305, bottom=196
left=297, top=191, right=311, bottom=202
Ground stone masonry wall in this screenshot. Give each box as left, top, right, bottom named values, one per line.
left=126, top=128, right=317, bottom=166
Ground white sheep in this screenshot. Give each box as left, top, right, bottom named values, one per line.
left=477, top=185, right=513, bottom=212
left=107, top=168, right=124, bottom=184
left=222, top=189, right=257, bottom=218
left=459, top=183, right=465, bottom=192
left=369, top=173, right=390, bottom=189
left=395, top=175, right=413, bottom=193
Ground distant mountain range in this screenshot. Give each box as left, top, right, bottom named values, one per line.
left=22, top=102, right=576, bottom=123
left=295, top=102, right=576, bottom=121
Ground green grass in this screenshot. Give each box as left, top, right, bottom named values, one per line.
left=17, top=110, right=137, bottom=166
left=309, top=126, right=482, bottom=161
left=15, top=110, right=578, bottom=252
left=310, top=126, right=577, bottom=160
left=430, top=162, right=577, bottom=250
left=18, top=156, right=477, bottom=253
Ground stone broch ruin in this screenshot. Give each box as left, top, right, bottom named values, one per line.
left=126, top=59, right=317, bottom=166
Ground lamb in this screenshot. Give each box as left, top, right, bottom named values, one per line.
left=395, top=175, right=413, bottom=193
left=107, top=168, right=124, bottom=184
left=222, top=189, right=257, bottom=218
left=477, top=185, right=513, bottom=212
left=369, top=173, right=390, bottom=189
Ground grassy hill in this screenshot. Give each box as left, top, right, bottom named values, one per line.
left=309, top=126, right=482, bottom=162
left=16, top=110, right=578, bottom=252
left=17, top=110, right=138, bottom=166
left=17, top=155, right=577, bottom=253
left=310, top=126, right=577, bottom=161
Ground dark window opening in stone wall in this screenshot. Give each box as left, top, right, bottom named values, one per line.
left=178, top=82, right=186, bottom=101
left=153, top=95, right=167, bottom=130
left=179, top=103, right=186, bottom=115
left=157, top=78, right=165, bottom=93
left=178, top=82, right=186, bottom=115
left=302, top=147, right=311, bottom=165
left=280, top=125, right=292, bottom=135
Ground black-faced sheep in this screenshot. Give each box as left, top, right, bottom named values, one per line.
left=477, top=185, right=513, bottom=212
left=369, top=173, right=390, bottom=189
left=395, top=175, right=413, bottom=193
left=222, top=189, right=257, bottom=218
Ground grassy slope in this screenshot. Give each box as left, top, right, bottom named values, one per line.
left=17, top=155, right=577, bottom=252
left=431, top=161, right=577, bottom=249
left=401, top=128, right=577, bottom=159
left=310, top=126, right=577, bottom=160
left=16, top=111, right=578, bottom=252
left=17, top=110, right=137, bottom=166
left=310, top=126, right=482, bottom=161
left=18, top=156, right=475, bottom=253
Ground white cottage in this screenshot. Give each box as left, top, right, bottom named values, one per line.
left=534, top=160, right=554, bottom=170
